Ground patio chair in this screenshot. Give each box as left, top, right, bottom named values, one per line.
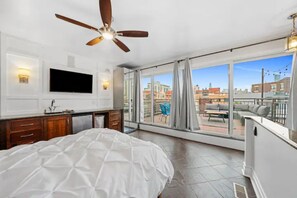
left=159, top=103, right=171, bottom=123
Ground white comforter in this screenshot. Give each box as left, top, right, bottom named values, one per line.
left=0, top=128, right=174, bottom=198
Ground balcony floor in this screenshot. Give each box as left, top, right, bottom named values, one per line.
left=140, top=114, right=245, bottom=137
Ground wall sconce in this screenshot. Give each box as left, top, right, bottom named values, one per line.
left=102, top=81, right=110, bottom=90
left=285, top=13, right=297, bottom=52
left=18, top=67, right=30, bottom=84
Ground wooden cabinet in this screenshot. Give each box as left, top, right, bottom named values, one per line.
left=0, top=122, right=7, bottom=149
left=43, top=115, right=71, bottom=140
left=7, top=118, right=43, bottom=148
left=107, top=110, right=123, bottom=132
left=1, top=109, right=123, bottom=149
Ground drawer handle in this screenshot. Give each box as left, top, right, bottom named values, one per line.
left=112, top=122, right=118, bottom=126
left=20, top=123, right=34, bottom=127
left=20, top=133, right=34, bottom=138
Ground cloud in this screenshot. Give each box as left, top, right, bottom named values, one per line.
left=234, top=66, right=261, bottom=73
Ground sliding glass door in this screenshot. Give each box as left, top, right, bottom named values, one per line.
left=124, top=72, right=134, bottom=121
left=192, top=64, right=230, bottom=135
left=153, top=73, right=173, bottom=126
left=233, top=55, right=293, bottom=138
left=142, top=76, right=152, bottom=123
left=136, top=53, right=293, bottom=140
left=141, top=67, right=173, bottom=126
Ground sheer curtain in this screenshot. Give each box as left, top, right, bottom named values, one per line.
left=132, top=70, right=143, bottom=123
left=170, top=61, right=182, bottom=128
left=286, top=52, right=297, bottom=130
left=179, top=58, right=200, bottom=131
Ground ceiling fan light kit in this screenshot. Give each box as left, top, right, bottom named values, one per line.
left=55, top=0, right=148, bottom=52
left=285, top=13, right=297, bottom=52
left=100, top=27, right=115, bottom=40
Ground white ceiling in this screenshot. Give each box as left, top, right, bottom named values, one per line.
left=0, top=0, right=296, bottom=68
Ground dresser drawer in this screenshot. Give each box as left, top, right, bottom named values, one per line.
left=109, top=113, right=121, bottom=121
left=109, top=110, right=121, bottom=121
left=109, top=121, right=121, bottom=131
left=10, top=119, right=42, bottom=132
left=10, top=129, right=41, bottom=146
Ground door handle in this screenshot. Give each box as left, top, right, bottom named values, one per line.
left=20, top=133, right=34, bottom=138
left=20, top=123, right=34, bottom=127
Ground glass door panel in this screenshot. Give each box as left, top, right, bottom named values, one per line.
left=192, top=65, right=229, bottom=135
left=153, top=73, right=173, bottom=126
left=142, top=76, right=152, bottom=123
left=233, top=55, right=293, bottom=138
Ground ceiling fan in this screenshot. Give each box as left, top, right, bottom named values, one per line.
left=55, top=0, right=148, bottom=52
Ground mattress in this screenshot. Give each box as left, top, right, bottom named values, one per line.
left=0, top=128, right=174, bottom=198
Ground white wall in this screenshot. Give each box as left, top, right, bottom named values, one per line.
left=0, top=32, right=114, bottom=116
left=243, top=118, right=297, bottom=198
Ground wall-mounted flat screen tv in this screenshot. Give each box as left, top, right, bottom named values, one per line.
left=50, top=68, right=93, bottom=93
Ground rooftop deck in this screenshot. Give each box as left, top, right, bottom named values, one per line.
left=125, top=113, right=245, bottom=137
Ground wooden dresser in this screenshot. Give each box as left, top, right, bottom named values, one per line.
left=7, top=118, right=43, bottom=148
left=0, top=109, right=123, bottom=149
left=107, top=110, right=122, bottom=131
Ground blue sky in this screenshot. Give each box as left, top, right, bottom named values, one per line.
left=142, top=55, right=293, bottom=91
left=233, top=55, right=292, bottom=90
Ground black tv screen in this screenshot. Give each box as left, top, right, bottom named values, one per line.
left=50, top=68, right=93, bottom=93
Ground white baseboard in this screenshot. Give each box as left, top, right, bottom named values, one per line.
left=243, top=167, right=267, bottom=198
left=242, top=162, right=253, bottom=177
left=124, top=121, right=138, bottom=129
left=139, top=124, right=244, bottom=151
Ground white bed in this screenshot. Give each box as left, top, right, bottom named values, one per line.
left=0, top=128, right=174, bottom=198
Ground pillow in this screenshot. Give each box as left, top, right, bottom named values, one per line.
left=257, top=106, right=270, bottom=117
left=219, top=104, right=228, bottom=111
left=248, top=105, right=254, bottom=112
left=234, top=104, right=249, bottom=111
left=252, top=105, right=261, bottom=114
left=205, top=104, right=219, bottom=110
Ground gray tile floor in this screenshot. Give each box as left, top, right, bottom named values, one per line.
left=130, top=130, right=256, bottom=198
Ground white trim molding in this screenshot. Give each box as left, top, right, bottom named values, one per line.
left=139, top=124, right=244, bottom=151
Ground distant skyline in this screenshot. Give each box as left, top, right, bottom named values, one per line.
left=142, top=54, right=293, bottom=91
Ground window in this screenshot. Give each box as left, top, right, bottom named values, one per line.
left=233, top=55, right=293, bottom=138
left=280, top=83, right=285, bottom=91
left=141, top=66, right=173, bottom=125
left=271, top=84, right=277, bottom=92
left=133, top=54, right=293, bottom=140
left=192, top=65, right=229, bottom=135
left=142, top=76, right=152, bottom=123
left=153, top=73, right=173, bottom=126
left=124, top=72, right=134, bottom=121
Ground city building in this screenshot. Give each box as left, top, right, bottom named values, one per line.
left=251, top=77, right=290, bottom=95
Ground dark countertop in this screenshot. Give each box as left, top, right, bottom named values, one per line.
left=246, top=116, right=297, bottom=149
left=0, top=108, right=122, bottom=121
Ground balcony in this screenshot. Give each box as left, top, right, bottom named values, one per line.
left=124, top=97, right=288, bottom=138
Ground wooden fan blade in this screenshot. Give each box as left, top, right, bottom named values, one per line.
left=86, top=36, right=104, bottom=46
left=100, top=0, right=112, bottom=28
left=55, top=14, right=98, bottom=31
left=113, top=38, right=130, bottom=52
left=117, top=30, right=149, bottom=37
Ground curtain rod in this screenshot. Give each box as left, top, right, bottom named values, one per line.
left=124, top=36, right=286, bottom=74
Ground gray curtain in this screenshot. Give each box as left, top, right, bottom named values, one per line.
left=170, top=61, right=182, bottom=128
left=132, top=70, right=142, bottom=123
left=286, top=52, right=297, bottom=130
left=179, top=58, right=200, bottom=131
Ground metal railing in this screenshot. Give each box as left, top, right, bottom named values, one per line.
left=195, top=97, right=289, bottom=125
left=143, top=99, right=170, bottom=117
left=140, top=97, right=289, bottom=125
